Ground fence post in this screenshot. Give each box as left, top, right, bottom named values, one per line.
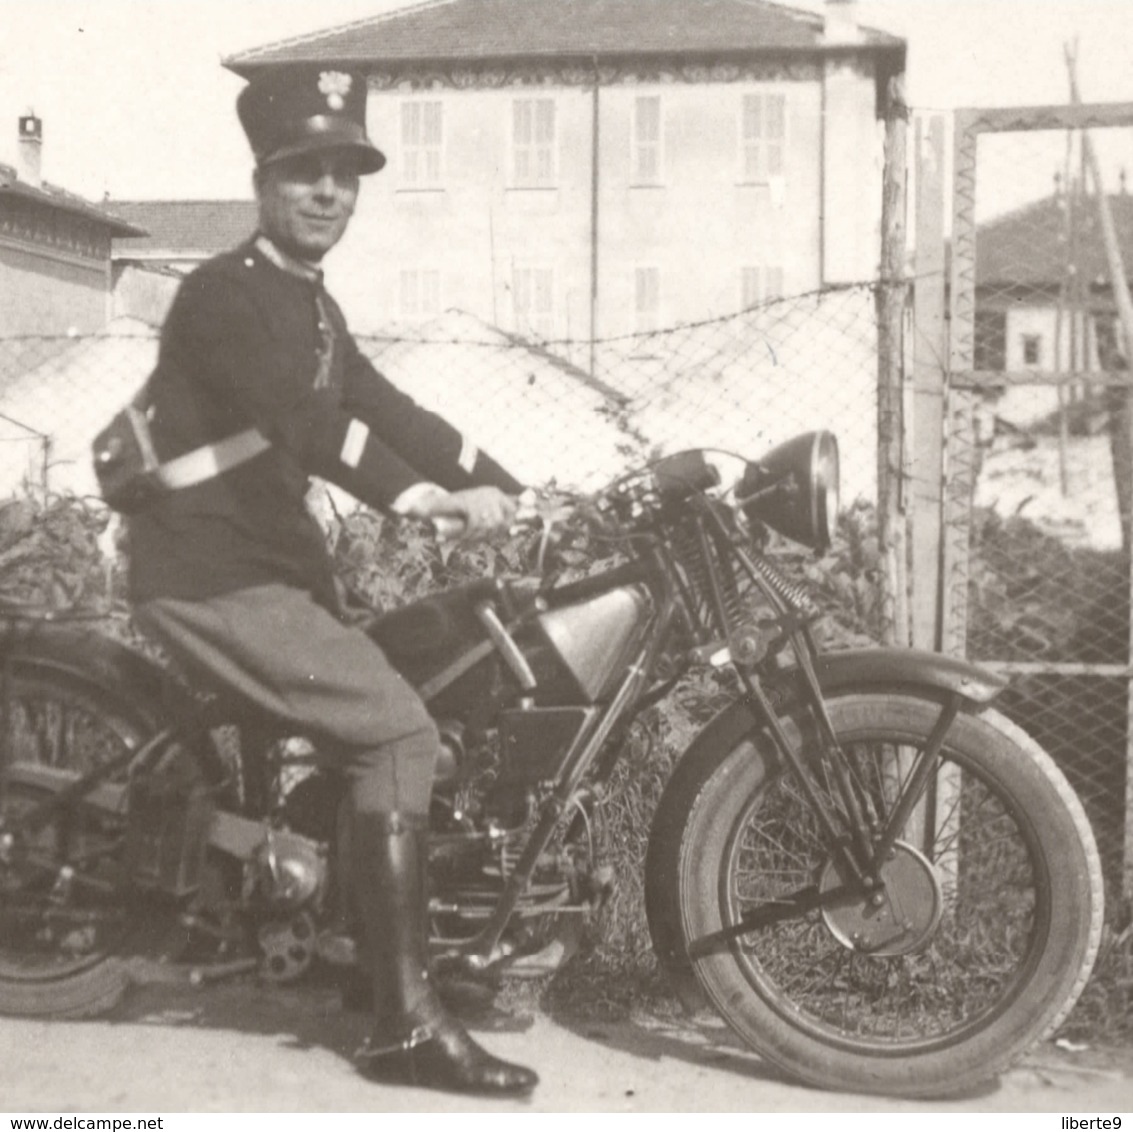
left=1065, top=54, right=1133, bottom=902
left=941, top=111, right=980, bottom=662
left=877, top=74, right=910, bottom=648
left=40, top=435, right=51, bottom=497
left=910, top=116, right=947, bottom=651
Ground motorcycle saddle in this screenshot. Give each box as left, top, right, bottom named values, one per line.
left=367, top=579, right=499, bottom=671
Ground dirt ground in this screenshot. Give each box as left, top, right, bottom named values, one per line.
left=2, top=977, right=1132, bottom=1114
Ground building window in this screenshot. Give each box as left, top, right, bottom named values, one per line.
left=399, top=268, right=442, bottom=321
left=513, top=98, right=557, bottom=187
left=741, top=265, right=784, bottom=309
left=1022, top=333, right=1042, bottom=366
left=512, top=266, right=555, bottom=340
left=400, top=100, right=443, bottom=186
left=632, top=96, right=662, bottom=184
left=741, top=93, right=786, bottom=182
left=635, top=266, right=661, bottom=332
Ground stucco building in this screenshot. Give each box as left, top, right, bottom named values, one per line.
left=225, top=0, right=905, bottom=340
left=0, top=114, right=143, bottom=336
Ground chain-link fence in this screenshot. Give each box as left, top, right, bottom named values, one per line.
left=0, top=282, right=881, bottom=507
left=6, top=213, right=1132, bottom=904
left=948, top=107, right=1133, bottom=901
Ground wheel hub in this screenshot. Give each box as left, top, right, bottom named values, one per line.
left=819, top=840, right=942, bottom=957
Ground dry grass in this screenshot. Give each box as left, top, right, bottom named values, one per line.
left=1061, top=918, right=1133, bottom=1048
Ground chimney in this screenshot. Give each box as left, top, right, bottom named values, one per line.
left=824, top=0, right=863, bottom=45
left=16, top=112, right=42, bottom=186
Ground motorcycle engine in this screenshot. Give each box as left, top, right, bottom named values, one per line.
left=246, top=833, right=325, bottom=909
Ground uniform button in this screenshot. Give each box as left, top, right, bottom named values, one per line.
left=244, top=257, right=254, bottom=267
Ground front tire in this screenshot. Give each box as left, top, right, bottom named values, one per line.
left=647, top=692, right=1104, bottom=1098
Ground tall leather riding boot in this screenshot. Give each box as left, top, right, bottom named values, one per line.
left=351, top=811, right=538, bottom=1095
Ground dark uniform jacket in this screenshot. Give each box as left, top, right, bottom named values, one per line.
left=128, top=236, right=520, bottom=610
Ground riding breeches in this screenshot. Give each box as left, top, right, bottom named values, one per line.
left=133, top=583, right=438, bottom=816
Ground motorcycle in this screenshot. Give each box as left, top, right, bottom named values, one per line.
left=0, top=432, right=1104, bottom=1098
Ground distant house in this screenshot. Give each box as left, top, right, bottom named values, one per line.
left=974, top=187, right=1133, bottom=376
left=223, top=0, right=905, bottom=339
left=0, top=115, right=144, bottom=336
left=108, top=199, right=259, bottom=324
left=969, top=188, right=1133, bottom=549
left=109, top=200, right=259, bottom=273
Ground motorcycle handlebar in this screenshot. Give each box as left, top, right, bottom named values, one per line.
left=428, top=488, right=543, bottom=543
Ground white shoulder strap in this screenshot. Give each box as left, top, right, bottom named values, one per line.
left=157, top=428, right=271, bottom=490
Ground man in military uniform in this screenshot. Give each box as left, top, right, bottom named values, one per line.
left=128, top=67, right=537, bottom=1096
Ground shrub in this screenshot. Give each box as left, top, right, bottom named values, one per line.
left=0, top=494, right=117, bottom=610
left=4, top=492, right=1130, bottom=1043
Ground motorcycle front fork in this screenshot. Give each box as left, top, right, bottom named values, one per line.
left=699, top=640, right=965, bottom=956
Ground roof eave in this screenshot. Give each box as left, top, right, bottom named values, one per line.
left=0, top=184, right=147, bottom=236
left=223, top=39, right=905, bottom=79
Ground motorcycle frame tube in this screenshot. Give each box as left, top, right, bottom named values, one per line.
left=467, top=548, right=680, bottom=960
left=12, top=728, right=175, bottom=839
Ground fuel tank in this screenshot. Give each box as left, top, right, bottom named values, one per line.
left=518, top=585, right=652, bottom=704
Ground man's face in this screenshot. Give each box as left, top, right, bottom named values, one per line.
left=255, top=150, right=362, bottom=261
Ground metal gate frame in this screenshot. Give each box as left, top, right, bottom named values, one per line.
left=943, top=101, right=1133, bottom=901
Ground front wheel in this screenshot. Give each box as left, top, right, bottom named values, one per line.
left=646, top=692, right=1104, bottom=1098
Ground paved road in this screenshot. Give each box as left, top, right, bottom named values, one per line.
left=2, top=981, right=1132, bottom=1113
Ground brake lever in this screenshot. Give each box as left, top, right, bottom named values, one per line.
left=509, top=488, right=542, bottom=537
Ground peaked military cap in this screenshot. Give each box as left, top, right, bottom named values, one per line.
left=237, top=67, right=386, bottom=174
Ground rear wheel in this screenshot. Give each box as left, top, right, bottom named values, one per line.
left=0, top=642, right=172, bottom=1018
left=651, top=692, right=1103, bottom=1097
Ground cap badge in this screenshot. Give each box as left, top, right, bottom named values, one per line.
left=318, top=71, right=353, bottom=111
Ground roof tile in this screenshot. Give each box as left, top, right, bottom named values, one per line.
left=109, top=200, right=258, bottom=258
left=977, top=193, right=1133, bottom=289
left=226, top=0, right=902, bottom=71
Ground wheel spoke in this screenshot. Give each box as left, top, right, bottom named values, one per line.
left=0, top=665, right=159, bottom=984
left=723, top=729, right=1042, bottom=1045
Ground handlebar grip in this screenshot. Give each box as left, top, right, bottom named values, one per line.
left=432, top=514, right=467, bottom=542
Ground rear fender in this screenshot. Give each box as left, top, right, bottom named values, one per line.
left=0, top=620, right=226, bottom=785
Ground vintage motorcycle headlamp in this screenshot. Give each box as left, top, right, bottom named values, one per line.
left=738, top=430, right=839, bottom=552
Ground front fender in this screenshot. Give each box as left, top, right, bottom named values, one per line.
left=810, top=647, right=1005, bottom=706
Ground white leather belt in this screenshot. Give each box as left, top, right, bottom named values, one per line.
left=157, top=428, right=271, bottom=490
